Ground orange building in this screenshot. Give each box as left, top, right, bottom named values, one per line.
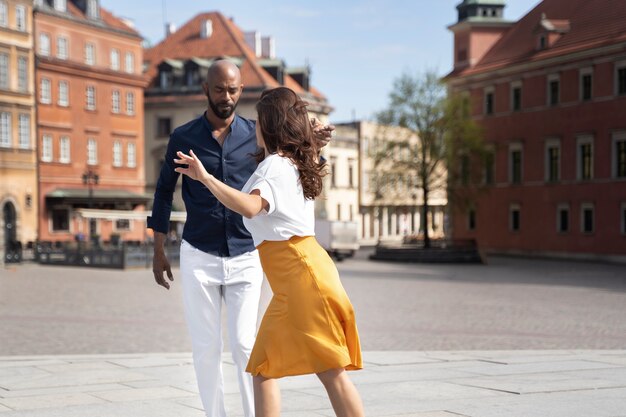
left=0, top=0, right=37, bottom=263
left=446, top=0, right=626, bottom=261
left=34, top=0, right=148, bottom=243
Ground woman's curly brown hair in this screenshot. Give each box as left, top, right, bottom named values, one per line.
left=255, top=87, right=327, bottom=200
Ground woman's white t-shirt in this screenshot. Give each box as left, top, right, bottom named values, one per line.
left=241, top=153, right=315, bottom=247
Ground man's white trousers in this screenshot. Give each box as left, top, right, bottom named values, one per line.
left=179, top=240, right=263, bottom=417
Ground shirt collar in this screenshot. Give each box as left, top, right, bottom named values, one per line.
left=201, top=111, right=241, bottom=136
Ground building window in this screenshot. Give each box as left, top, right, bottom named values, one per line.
left=125, top=52, right=134, bottom=73
left=0, top=53, right=8, bottom=89
left=17, top=56, right=27, bottom=91
left=580, top=68, right=593, bottom=101
left=56, top=37, right=68, bottom=60
left=461, top=154, right=470, bottom=185
left=621, top=204, right=626, bottom=235
left=57, top=81, right=69, bottom=106
left=110, top=49, right=119, bottom=70
left=509, top=144, right=523, bottom=184
left=86, top=86, right=96, bottom=110
left=127, top=142, right=136, bottom=167
left=51, top=208, right=70, bottom=232
left=59, top=136, right=70, bottom=163
left=548, top=75, right=560, bottom=106
left=85, top=43, right=95, bottom=65
left=15, top=4, right=25, bottom=31
left=557, top=204, right=569, bottom=233
left=468, top=208, right=476, bottom=231
left=18, top=114, right=29, bottom=149
left=111, top=90, right=120, bottom=113
left=40, top=78, right=51, bottom=104
left=157, top=117, right=171, bottom=137
left=617, top=65, right=626, bottom=96
left=0, top=1, right=7, bottom=27
left=484, top=151, right=495, bottom=185
left=126, top=92, right=135, bottom=115
left=42, top=134, right=53, bottom=162
left=87, top=0, right=99, bottom=19
left=539, top=35, right=546, bottom=50
left=0, top=112, right=10, bottom=148
left=39, top=33, right=50, bottom=56
left=510, top=204, right=521, bottom=232
left=577, top=135, right=594, bottom=180
left=330, top=156, right=337, bottom=188
left=484, top=88, right=494, bottom=115
left=113, top=141, right=122, bottom=166
left=348, top=159, right=355, bottom=188
left=511, top=82, right=522, bottom=112
left=581, top=203, right=594, bottom=234
left=545, top=139, right=560, bottom=182
left=614, top=133, right=626, bottom=178
left=53, top=0, right=66, bottom=12
left=115, top=219, right=130, bottom=231
left=87, top=138, right=97, bottom=165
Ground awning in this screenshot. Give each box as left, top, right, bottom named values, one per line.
left=46, top=188, right=151, bottom=205
left=76, top=209, right=187, bottom=222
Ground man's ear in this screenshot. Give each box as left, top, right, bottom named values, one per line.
left=202, top=82, right=209, bottom=95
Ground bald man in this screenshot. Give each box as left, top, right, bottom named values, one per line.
left=148, top=60, right=332, bottom=417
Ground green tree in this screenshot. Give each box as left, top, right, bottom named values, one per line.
left=374, top=70, right=484, bottom=248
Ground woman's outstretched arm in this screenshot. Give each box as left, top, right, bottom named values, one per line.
left=174, top=150, right=269, bottom=218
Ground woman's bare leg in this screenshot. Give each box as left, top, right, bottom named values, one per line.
left=317, top=368, right=364, bottom=417
left=253, top=375, right=280, bottom=417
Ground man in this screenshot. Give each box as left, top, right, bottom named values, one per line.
left=148, top=60, right=331, bottom=417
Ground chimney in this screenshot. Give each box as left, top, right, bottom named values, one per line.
left=244, top=31, right=261, bottom=57
left=261, top=36, right=275, bottom=59
left=165, top=22, right=176, bottom=37
left=200, top=19, right=213, bottom=39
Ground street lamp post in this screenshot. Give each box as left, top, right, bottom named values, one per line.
left=82, top=169, right=99, bottom=208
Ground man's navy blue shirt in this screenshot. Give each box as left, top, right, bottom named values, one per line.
left=147, top=113, right=259, bottom=257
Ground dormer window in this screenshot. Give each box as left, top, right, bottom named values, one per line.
left=54, top=0, right=66, bottom=12
left=160, top=70, right=171, bottom=89
left=535, top=14, right=570, bottom=51
left=539, top=35, right=546, bottom=50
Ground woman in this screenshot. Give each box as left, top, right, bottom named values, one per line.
left=174, top=87, right=364, bottom=417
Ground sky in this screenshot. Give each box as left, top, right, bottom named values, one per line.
left=101, top=0, right=541, bottom=123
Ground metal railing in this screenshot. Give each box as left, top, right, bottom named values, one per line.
left=34, top=241, right=181, bottom=269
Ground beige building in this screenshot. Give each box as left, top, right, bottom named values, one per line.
left=0, top=0, right=37, bottom=263
left=336, top=121, right=447, bottom=245
left=319, top=123, right=359, bottom=223
left=143, top=12, right=332, bottom=227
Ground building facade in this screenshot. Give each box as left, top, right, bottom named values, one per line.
left=0, top=0, right=37, bottom=263
left=143, top=12, right=332, bottom=232
left=446, top=0, right=626, bottom=260
left=336, top=121, right=447, bottom=245
left=320, top=123, right=359, bottom=227
left=34, top=0, right=147, bottom=243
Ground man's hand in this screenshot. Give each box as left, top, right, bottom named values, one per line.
left=310, top=118, right=334, bottom=149
left=152, top=232, right=174, bottom=290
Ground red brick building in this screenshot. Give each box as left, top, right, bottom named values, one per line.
left=446, top=0, right=626, bottom=260
left=35, top=0, right=148, bottom=243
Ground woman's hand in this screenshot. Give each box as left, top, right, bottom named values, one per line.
left=310, top=118, right=334, bottom=149
left=174, top=150, right=211, bottom=183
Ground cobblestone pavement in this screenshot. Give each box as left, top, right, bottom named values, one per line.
left=1, top=253, right=626, bottom=355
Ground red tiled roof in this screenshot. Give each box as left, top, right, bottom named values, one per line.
left=455, top=0, right=626, bottom=77
left=144, top=11, right=326, bottom=99
left=64, top=2, right=140, bottom=37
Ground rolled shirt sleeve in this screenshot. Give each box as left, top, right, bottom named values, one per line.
left=147, top=134, right=181, bottom=233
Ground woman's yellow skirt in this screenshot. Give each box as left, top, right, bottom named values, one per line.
left=246, top=236, right=362, bottom=378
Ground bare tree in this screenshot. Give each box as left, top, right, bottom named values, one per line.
left=374, top=70, right=483, bottom=248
